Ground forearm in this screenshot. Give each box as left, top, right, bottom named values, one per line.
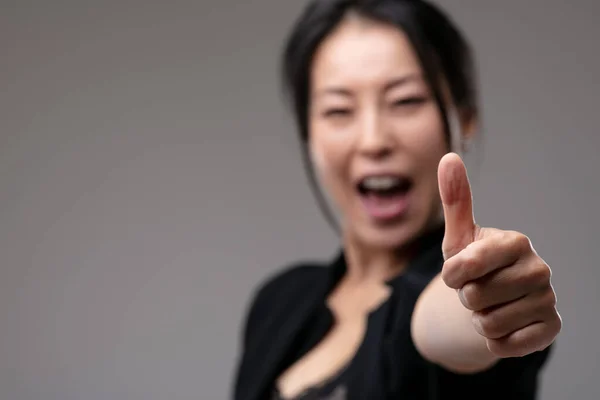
left=411, top=273, right=499, bottom=374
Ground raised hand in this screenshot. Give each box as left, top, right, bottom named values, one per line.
left=437, top=153, right=561, bottom=357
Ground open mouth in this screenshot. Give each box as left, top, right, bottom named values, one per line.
left=357, top=175, right=412, bottom=197
left=356, top=175, right=413, bottom=221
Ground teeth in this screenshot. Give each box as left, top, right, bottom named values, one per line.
left=362, top=176, right=401, bottom=190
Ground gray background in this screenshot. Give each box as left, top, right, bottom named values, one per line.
left=1, top=1, right=598, bottom=399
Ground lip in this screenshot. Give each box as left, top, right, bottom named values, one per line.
left=353, top=170, right=411, bottom=188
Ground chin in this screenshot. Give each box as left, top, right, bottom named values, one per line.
left=353, top=219, right=424, bottom=251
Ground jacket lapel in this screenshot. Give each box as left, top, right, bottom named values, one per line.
left=239, top=258, right=344, bottom=400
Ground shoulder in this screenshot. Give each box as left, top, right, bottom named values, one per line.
left=251, top=262, right=326, bottom=308
left=233, top=261, right=328, bottom=398
left=239, top=260, right=328, bottom=343
left=256, top=262, right=325, bottom=299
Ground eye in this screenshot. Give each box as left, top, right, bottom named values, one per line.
left=322, top=108, right=353, bottom=118
left=392, top=96, right=427, bottom=108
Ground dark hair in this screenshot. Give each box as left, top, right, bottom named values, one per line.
left=281, top=0, right=479, bottom=232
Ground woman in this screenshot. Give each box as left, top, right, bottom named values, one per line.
left=234, top=1, right=562, bottom=399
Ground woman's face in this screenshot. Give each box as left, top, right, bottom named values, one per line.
left=309, top=16, right=450, bottom=250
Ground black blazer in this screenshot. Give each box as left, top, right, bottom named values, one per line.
left=233, top=227, right=551, bottom=400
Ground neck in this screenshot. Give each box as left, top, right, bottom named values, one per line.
left=342, top=246, right=406, bottom=284
left=341, top=235, right=412, bottom=285
left=341, top=222, right=444, bottom=285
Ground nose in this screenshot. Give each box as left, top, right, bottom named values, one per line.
left=356, top=109, right=395, bottom=159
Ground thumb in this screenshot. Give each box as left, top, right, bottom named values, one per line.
left=438, top=152, right=477, bottom=260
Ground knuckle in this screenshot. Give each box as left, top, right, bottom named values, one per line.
left=498, top=230, right=512, bottom=244
left=462, top=251, right=482, bottom=275
left=474, top=311, right=503, bottom=339
left=542, top=315, right=562, bottom=343
left=510, top=231, right=532, bottom=253
left=441, top=260, right=459, bottom=288
left=543, top=287, right=558, bottom=308
left=533, top=291, right=557, bottom=321
left=461, top=283, right=484, bottom=310
left=532, top=262, right=552, bottom=287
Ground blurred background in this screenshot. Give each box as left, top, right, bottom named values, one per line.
left=1, top=0, right=598, bottom=399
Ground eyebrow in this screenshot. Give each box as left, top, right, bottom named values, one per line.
left=383, top=74, right=423, bottom=92
left=313, top=73, right=423, bottom=98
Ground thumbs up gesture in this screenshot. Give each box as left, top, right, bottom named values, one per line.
left=438, top=153, right=561, bottom=358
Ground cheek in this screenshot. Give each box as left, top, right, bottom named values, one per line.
left=394, top=107, right=447, bottom=210
left=397, top=106, right=448, bottom=164
left=309, top=131, right=352, bottom=201
left=410, top=109, right=447, bottom=149
left=309, top=141, right=327, bottom=173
